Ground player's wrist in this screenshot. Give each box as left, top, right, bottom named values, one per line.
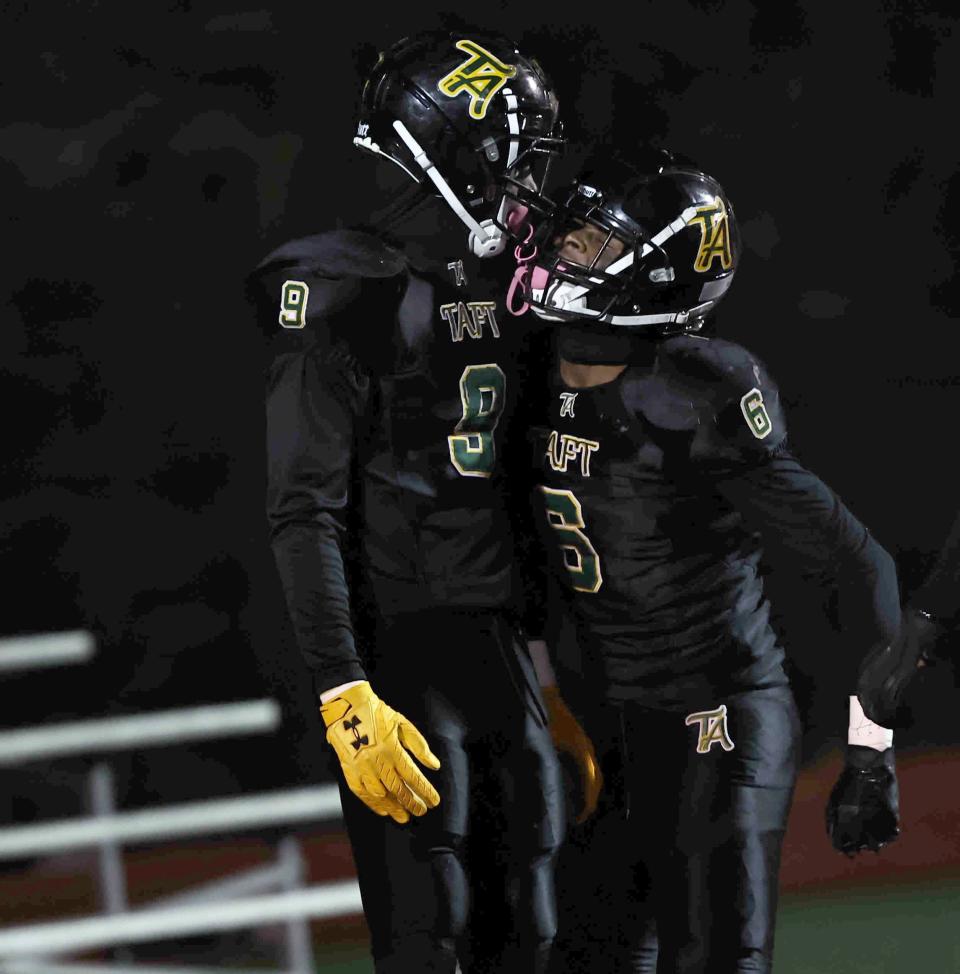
left=527, top=639, right=558, bottom=688
left=319, top=680, right=372, bottom=728
left=319, top=679, right=368, bottom=705
left=848, top=694, right=894, bottom=751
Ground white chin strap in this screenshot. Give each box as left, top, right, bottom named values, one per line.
left=531, top=292, right=587, bottom=322
left=532, top=206, right=710, bottom=326
left=469, top=218, right=508, bottom=258
left=392, top=120, right=507, bottom=258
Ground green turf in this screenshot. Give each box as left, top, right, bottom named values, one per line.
left=311, top=943, right=372, bottom=973
left=774, top=880, right=960, bottom=973
left=310, top=880, right=960, bottom=972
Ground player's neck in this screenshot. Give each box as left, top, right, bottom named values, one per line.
left=560, top=359, right=628, bottom=389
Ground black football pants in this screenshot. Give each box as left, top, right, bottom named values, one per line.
left=339, top=610, right=564, bottom=974
left=550, top=685, right=800, bottom=974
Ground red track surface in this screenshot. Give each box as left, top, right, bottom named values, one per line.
left=2, top=747, right=958, bottom=932
left=780, top=746, right=960, bottom=893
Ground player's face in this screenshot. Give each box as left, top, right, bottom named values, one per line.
left=556, top=222, right=625, bottom=270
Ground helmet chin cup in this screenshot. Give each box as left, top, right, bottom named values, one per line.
left=531, top=276, right=588, bottom=319
left=468, top=219, right=507, bottom=259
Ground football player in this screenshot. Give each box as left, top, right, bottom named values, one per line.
left=518, top=148, right=903, bottom=973
left=248, top=32, right=599, bottom=974
left=858, top=509, right=960, bottom=727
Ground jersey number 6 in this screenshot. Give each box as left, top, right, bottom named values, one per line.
left=740, top=387, right=772, bottom=439
left=540, top=486, right=603, bottom=593
left=448, top=364, right=506, bottom=478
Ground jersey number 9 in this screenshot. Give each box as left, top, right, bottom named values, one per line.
left=279, top=280, right=309, bottom=329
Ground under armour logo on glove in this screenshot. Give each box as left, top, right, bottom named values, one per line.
left=342, top=715, right=369, bottom=750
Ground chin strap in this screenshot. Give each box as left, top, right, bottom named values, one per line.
left=392, top=119, right=508, bottom=258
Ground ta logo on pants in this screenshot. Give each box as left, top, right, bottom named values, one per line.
left=685, top=704, right=735, bottom=754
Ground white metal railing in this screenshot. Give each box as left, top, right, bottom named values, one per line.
left=0, top=632, right=95, bottom=673
left=0, top=631, right=361, bottom=973
left=0, top=701, right=280, bottom=766
left=0, top=785, right=342, bottom=859
left=0, top=884, right=363, bottom=958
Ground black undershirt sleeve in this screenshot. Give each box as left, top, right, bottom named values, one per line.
left=910, top=508, right=960, bottom=625
left=711, top=450, right=901, bottom=655
left=266, top=347, right=369, bottom=698
left=505, top=330, right=556, bottom=643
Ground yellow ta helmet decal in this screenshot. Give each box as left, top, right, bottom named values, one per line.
left=437, top=39, right=517, bottom=121
left=688, top=196, right=734, bottom=273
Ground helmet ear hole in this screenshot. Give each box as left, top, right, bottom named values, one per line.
left=649, top=267, right=675, bottom=284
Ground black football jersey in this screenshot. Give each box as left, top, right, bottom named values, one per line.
left=532, top=334, right=900, bottom=708
left=250, top=230, right=543, bottom=691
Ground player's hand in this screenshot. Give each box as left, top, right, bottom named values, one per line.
left=858, top=609, right=946, bottom=727
left=826, top=745, right=900, bottom=856
left=542, top=686, right=603, bottom=824
left=909, top=607, right=956, bottom=667
left=320, top=681, right=441, bottom=825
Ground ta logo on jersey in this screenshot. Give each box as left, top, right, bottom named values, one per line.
left=447, top=259, right=468, bottom=288
left=689, top=197, right=733, bottom=273
left=440, top=301, right=501, bottom=342
left=437, top=40, right=517, bottom=120
left=685, top=705, right=735, bottom=755
left=559, top=392, right=577, bottom=418
left=547, top=431, right=600, bottom=477
left=740, top=387, right=773, bottom=439
left=279, top=280, right=309, bottom=329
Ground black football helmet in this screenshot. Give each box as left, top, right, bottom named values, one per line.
left=524, top=147, right=741, bottom=331
left=354, top=31, right=562, bottom=258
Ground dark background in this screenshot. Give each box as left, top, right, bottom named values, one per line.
left=3, top=0, right=959, bottom=818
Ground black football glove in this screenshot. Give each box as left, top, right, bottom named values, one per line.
left=826, top=745, right=900, bottom=856
left=857, top=609, right=949, bottom=727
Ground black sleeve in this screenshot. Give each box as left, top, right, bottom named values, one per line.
left=910, top=509, right=960, bottom=624
left=504, top=331, right=552, bottom=642
left=711, top=450, right=902, bottom=654
left=508, top=457, right=550, bottom=642
left=266, top=347, right=369, bottom=697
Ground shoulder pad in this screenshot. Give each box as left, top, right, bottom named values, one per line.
left=621, top=335, right=787, bottom=465
left=247, top=229, right=408, bottom=362
left=255, top=229, right=407, bottom=281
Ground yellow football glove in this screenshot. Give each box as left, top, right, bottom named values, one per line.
left=320, top=681, right=441, bottom=825
left=543, top=686, right=603, bottom=824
